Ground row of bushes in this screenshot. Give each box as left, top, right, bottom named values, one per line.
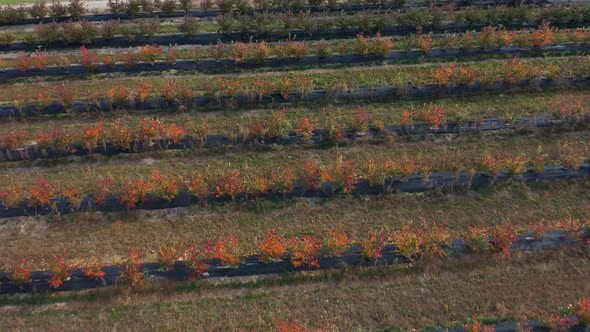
left=6, top=89, right=590, bottom=151
left=4, top=22, right=569, bottom=72
left=4, top=222, right=590, bottom=291
left=5, top=57, right=580, bottom=109
left=1, top=142, right=589, bottom=209
left=216, top=4, right=590, bottom=34
left=0, top=3, right=583, bottom=46
left=0, top=0, right=524, bottom=24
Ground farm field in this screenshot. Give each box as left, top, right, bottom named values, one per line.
left=1, top=0, right=590, bottom=331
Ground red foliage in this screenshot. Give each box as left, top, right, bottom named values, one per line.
left=288, top=236, right=321, bottom=268
left=324, top=230, right=349, bottom=257
left=149, top=168, right=179, bottom=201
left=210, top=236, right=240, bottom=266
left=215, top=169, right=244, bottom=201
left=491, top=224, right=518, bottom=255
left=181, top=242, right=211, bottom=280
left=93, top=177, right=113, bottom=204
left=360, top=230, right=388, bottom=260
left=258, top=229, right=287, bottom=263
left=118, top=178, right=155, bottom=209
left=1, top=130, right=26, bottom=149
left=79, top=45, right=96, bottom=69
left=271, top=167, right=296, bottom=193
left=12, top=259, right=32, bottom=286
left=82, top=259, right=106, bottom=280
left=301, top=161, right=328, bottom=190
left=49, top=256, right=78, bottom=289
left=164, top=124, right=186, bottom=144
left=28, top=178, right=55, bottom=207
left=120, top=250, right=143, bottom=288
left=184, top=173, right=210, bottom=196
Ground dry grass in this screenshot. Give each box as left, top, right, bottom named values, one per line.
left=1, top=250, right=589, bottom=331
left=0, top=179, right=588, bottom=268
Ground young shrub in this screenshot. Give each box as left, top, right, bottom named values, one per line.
left=68, top=0, right=86, bottom=20
left=137, top=17, right=160, bottom=37
left=252, top=41, right=270, bottom=64
left=125, top=0, right=142, bottom=17
left=119, top=250, right=143, bottom=288
left=210, top=236, right=240, bottom=266
left=416, top=104, right=446, bottom=129
left=463, top=227, right=492, bottom=253
left=532, top=21, right=556, bottom=47
left=157, top=244, right=180, bottom=270
left=29, top=1, right=48, bottom=18
left=480, top=154, right=503, bottom=180
left=16, top=53, right=30, bottom=72
left=0, top=182, right=24, bottom=208
left=323, top=230, right=349, bottom=257
left=12, top=260, right=32, bottom=287
left=55, top=83, right=75, bottom=107
left=101, top=19, right=121, bottom=40
left=294, top=117, right=314, bottom=140
left=301, top=161, right=328, bottom=190
left=286, top=40, right=310, bottom=59
left=164, top=124, right=186, bottom=144
left=179, top=0, right=193, bottom=11
left=149, top=168, right=179, bottom=201
left=178, top=15, right=201, bottom=37
left=1, top=130, right=27, bottom=149
left=352, top=33, right=370, bottom=56
left=244, top=176, right=268, bottom=196
left=258, top=230, right=287, bottom=263
left=107, top=0, right=126, bottom=13
left=266, top=108, right=289, bottom=139
left=137, top=44, right=163, bottom=62
left=184, top=172, right=209, bottom=198
left=390, top=225, right=424, bottom=262
left=79, top=45, right=96, bottom=70
left=330, top=160, right=358, bottom=194
left=82, top=259, right=106, bottom=280
left=28, top=178, right=55, bottom=207
left=288, top=236, right=321, bottom=268
left=108, top=123, right=132, bottom=150
left=81, top=122, right=105, bottom=151
left=271, top=167, right=296, bottom=194
left=574, top=298, right=590, bottom=324
left=371, top=33, right=394, bottom=57
left=360, top=230, right=388, bottom=261
left=49, top=256, right=78, bottom=289
left=503, top=155, right=528, bottom=176
left=228, top=41, right=249, bottom=64
left=215, top=169, right=244, bottom=202
left=181, top=243, right=210, bottom=280
left=348, top=108, right=370, bottom=134
left=491, top=224, right=517, bottom=256
left=119, top=178, right=154, bottom=209
left=50, top=0, right=68, bottom=18
left=160, top=0, right=177, bottom=16
left=416, top=26, right=432, bottom=53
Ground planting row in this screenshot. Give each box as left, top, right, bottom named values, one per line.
left=0, top=23, right=572, bottom=72
left=1, top=223, right=588, bottom=294
left=0, top=0, right=538, bottom=26
left=0, top=111, right=584, bottom=162
left=1, top=57, right=586, bottom=116
left=1, top=4, right=587, bottom=50
left=0, top=153, right=588, bottom=217
left=4, top=30, right=578, bottom=79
